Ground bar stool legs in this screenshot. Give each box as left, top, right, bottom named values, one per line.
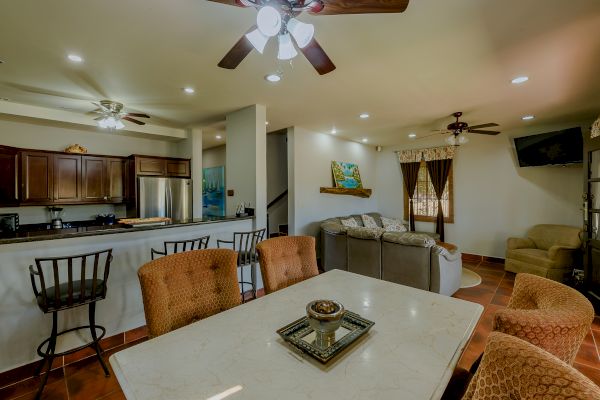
left=89, top=302, right=110, bottom=377
left=34, top=312, right=57, bottom=400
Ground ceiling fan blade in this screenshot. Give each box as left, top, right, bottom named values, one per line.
left=311, top=0, right=409, bottom=15
left=206, top=0, right=249, bottom=7
left=91, top=102, right=109, bottom=111
left=300, top=38, right=336, bottom=75
left=126, top=112, right=150, bottom=118
left=468, top=122, right=499, bottom=130
left=469, top=130, right=500, bottom=135
left=94, top=116, right=104, bottom=121
left=218, top=26, right=256, bottom=70
left=416, top=133, right=440, bottom=140
left=122, top=116, right=145, bottom=126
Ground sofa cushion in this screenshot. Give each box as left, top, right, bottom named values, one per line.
left=361, top=214, right=378, bottom=228
left=321, top=221, right=347, bottom=235
left=340, top=217, right=359, bottom=228
left=506, top=248, right=555, bottom=269
left=382, top=232, right=436, bottom=247
left=347, top=226, right=386, bottom=240
left=381, top=217, right=407, bottom=232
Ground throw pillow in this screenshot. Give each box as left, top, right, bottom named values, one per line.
left=340, top=217, right=359, bottom=228
left=361, top=214, right=378, bottom=228
left=381, top=217, right=407, bottom=232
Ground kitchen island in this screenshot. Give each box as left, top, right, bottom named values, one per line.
left=0, top=215, right=256, bottom=373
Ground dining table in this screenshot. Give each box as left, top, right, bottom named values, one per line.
left=109, top=269, right=483, bottom=400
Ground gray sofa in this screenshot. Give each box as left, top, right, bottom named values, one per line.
left=320, top=212, right=461, bottom=296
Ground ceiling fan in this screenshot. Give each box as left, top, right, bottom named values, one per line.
left=427, top=112, right=500, bottom=145
left=211, top=0, right=410, bottom=75
left=91, top=100, right=150, bottom=130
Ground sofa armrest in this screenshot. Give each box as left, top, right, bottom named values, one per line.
left=506, top=237, right=535, bottom=250
left=347, top=227, right=385, bottom=240
left=548, top=245, right=579, bottom=266
left=432, top=245, right=461, bottom=261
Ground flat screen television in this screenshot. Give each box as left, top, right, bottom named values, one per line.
left=513, top=127, right=583, bottom=167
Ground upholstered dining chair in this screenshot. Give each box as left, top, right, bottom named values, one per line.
left=492, top=273, right=594, bottom=365
left=137, top=249, right=241, bottom=338
left=462, top=332, right=600, bottom=400
left=256, top=236, right=319, bottom=294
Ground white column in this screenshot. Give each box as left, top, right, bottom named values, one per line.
left=226, top=105, right=267, bottom=230
left=178, top=128, right=203, bottom=218
left=287, top=126, right=296, bottom=235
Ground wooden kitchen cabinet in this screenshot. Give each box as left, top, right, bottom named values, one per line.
left=53, top=154, right=82, bottom=203
left=166, top=159, right=190, bottom=177
left=82, top=156, right=126, bottom=203
left=135, top=157, right=166, bottom=176
left=21, top=151, right=54, bottom=204
left=106, top=157, right=125, bottom=202
left=0, top=146, right=19, bottom=205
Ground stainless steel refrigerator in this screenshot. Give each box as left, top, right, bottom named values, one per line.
left=138, top=177, right=192, bottom=221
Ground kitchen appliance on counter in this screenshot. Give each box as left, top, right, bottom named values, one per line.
left=48, top=207, right=64, bottom=229
left=138, top=177, right=192, bottom=221
left=0, top=213, right=19, bottom=233
left=96, top=213, right=117, bottom=225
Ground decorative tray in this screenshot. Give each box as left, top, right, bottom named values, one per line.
left=277, top=311, right=374, bottom=364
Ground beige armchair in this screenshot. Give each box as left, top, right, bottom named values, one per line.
left=505, top=224, right=582, bottom=282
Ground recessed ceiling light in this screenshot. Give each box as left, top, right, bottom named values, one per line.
left=183, top=87, right=195, bottom=94
left=216, top=135, right=222, bottom=140
left=331, top=128, right=337, bottom=134
left=511, top=76, right=529, bottom=84
left=359, top=113, right=370, bottom=119
left=265, top=121, right=269, bottom=125
left=265, top=73, right=281, bottom=83
left=67, top=54, right=83, bottom=63
left=361, top=138, right=368, bottom=143
left=408, top=133, right=417, bottom=139
left=522, top=115, right=535, bottom=120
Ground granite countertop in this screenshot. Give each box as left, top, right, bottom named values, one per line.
left=0, top=215, right=254, bottom=245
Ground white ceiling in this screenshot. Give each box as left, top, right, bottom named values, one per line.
left=1, top=0, right=599, bottom=146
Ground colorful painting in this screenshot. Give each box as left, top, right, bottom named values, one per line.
left=331, top=161, right=363, bottom=189
left=202, top=166, right=225, bottom=217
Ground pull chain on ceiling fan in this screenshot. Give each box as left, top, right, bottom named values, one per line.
left=210, top=0, right=410, bottom=75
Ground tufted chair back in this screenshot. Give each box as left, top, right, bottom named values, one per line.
left=493, top=273, right=594, bottom=364
left=257, top=236, right=319, bottom=294
left=138, top=249, right=241, bottom=338
left=527, top=224, right=582, bottom=251
left=463, top=332, right=600, bottom=400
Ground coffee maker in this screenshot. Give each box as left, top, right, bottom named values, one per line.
left=48, top=207, right=64, bottom=229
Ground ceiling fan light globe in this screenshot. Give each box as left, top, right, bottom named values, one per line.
left=257, top=6, right=282, bottom=37
left=277, top=33, right=298, bottom=60
left=115, top=120, right=125, bottom=130
left=458, top=135, right=469, bottom=145
left=98, top=119, right=109, bottom=129
left=245, top=29, right=269, bottom=54
left=445, top=136, right=457, bottom=146
left=287, top=18, right=314, bottom=48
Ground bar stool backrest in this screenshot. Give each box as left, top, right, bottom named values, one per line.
left=29, top=249, right=113, bottom=313
left=233, top=229, right=266, bottom=266
left=152, top=236, right=210, bottom=259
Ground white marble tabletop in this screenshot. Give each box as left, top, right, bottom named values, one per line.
left=110, top=270, right=483, bottom=400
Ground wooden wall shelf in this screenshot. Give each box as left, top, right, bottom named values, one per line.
left=320, top=187, right=372, bottom=198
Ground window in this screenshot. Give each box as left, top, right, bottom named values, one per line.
left=403, top=161, right=454, bottom=223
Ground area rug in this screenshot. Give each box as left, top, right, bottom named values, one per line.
left=461, top=268, right=482, bottom=288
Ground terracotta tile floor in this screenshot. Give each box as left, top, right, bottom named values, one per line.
left=2, top=261, right=599, bottom=399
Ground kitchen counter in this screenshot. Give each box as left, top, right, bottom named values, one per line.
left=0, top=215, right=254, bottom=245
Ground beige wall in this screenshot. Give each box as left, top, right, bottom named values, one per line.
left=288, top=127, right=379, bottom=236
left=0, top=116, right=180, bottom=156
left=202, top=145, right=226, bottom=169
left=377, top=121, right=587, bottom=258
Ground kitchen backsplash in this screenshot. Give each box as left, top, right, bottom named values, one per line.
left=0, top=204, right=127, bottom=225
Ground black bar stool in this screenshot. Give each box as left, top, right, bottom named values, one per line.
left=217, top=229, right=265, bottom=302
left=150, top=235, right=210, bottom=260
left=29, top=249, right=113, bottom=399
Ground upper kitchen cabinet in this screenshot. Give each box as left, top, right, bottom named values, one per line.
left=0, top=146, right=19, bottom=206
left=82, top=156, right=126, bottom=203
left=53, top=154, right=82, bottom=203
left=21, top=151, right=54, bottom=204
left=133, top=156, right=190, bottom=178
